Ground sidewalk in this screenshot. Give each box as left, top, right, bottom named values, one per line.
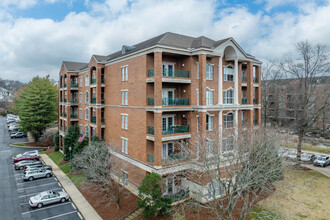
left=41, top=154, right=102, bottom=220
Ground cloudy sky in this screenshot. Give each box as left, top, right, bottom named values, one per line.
left=0, top=0, right=329, bottom=82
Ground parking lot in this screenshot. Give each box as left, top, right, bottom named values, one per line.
left=11, top=158, right=83, bottom=220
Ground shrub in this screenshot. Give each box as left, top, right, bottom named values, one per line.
left=54, top=145, right=59, bottom=151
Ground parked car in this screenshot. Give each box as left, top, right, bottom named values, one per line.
left=301, top=153, right=316, bottom=163
left=29, top=190, right=69, bottom=208
left=23, top=169, right=52, bottom=181
left=25, top=165, right=52, bottom=172
left=14, top=150, right=39, bottom=159
left=15, top=160, right=42, bottom=170
left=277, top=149, right=288, bottom=158
left=313, top=155, right=330, bottom=167
left=9, top=128, right=21, bottom=134
left=11, top=132, right=27, bottom=139
left=13, top=155, right=39, bottom=163
left=287, top=151, right=297, bottom=160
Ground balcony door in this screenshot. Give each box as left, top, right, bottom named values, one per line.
left=162, top=176, right=174, bottom=195
left=162, top=63, right=174, bottom=77
left=162, top=89, right=175, bottom=106
left=162, top=115, right=174, bottom=131
left=162, top=142, right=174, bottom=160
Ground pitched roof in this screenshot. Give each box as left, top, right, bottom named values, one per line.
left=263, top=76, right=330, bottom=86
left=63, top=61, right=88, bottom=72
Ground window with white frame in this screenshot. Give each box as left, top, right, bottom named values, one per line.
left=162, top=177, right=174, bottom=195
left=79, top=77, right=82, bottom=87
left=121, top=171, right=128, bottom=185
left=85, top=92, right=89, bottom=104
left=85, top=125, right=89, bottom=137
left=224, top=113, right=234, bottom=128
left=223, top=136, right=235, bottom=153
left=224, top=89, right=234, bottom=104
left=121, top=90, right=128, bottom=105
left=206, top=63, right=213, bottom=80
left=121, top=137, right=128, bottom=154
left=208, top=180, right=224, bottom=199
left=85, top=74, right=89, bottom=86
left=196, top=62, right=199, bottom=79
left=196, top=89, right=199, bottom=106
left=206, top=139, right=214, bottom=157
left=79, top=109, right=82, bottom=119
left=79, top=93, right=82, bottom=103
left=121, top=114, right=128, bottom=130
left=85, top=109, right=89, bottom=120
left=224, top=66, right=234, bottom=81
left=206, top=88, right=213, bottom=106
left=206, top=114, right=214, bottom=131
left=196, top=115, right=199, bottom=132
left=121, top=66, right=128, bottom=81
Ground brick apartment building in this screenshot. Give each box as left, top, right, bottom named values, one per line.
left=58, top=32, right=262, bottom=202
left=262, top=76, right=330, bottom=131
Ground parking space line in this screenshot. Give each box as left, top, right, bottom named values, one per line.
left=21, top=202, right=72, bottom=215
left=77, top=212, right=83, bottom=220
left=71, top=203, right=76, bottom=209
left=16, top=177, right=56, bottom=185
left=41, top=211, right=78, bottom=220
left=57, top=183, right=61, bottom=187
left=19, top=188, right=62, bottom=198
left=17, top=182, right=57, bottom=190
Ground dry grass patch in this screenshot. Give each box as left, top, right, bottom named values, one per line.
left=254, top=169, right=330, bottom=219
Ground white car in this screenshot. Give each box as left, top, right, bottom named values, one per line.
left=29, top=190, right=69, bottom=208
left=287, top=151, right=297, bottom=160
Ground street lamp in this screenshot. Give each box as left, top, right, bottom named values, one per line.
left=69, top=146, right=72, bottom=173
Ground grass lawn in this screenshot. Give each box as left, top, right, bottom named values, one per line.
left=11, top=143, right=28, bottom=147
left=287, top=143, right=330, bottom=155
left=251, top=168, right=330, bottom=219
left=48, top=151, right=86, bottom=188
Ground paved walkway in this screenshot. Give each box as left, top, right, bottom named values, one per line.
left=41, top=154, right=102, bottom=220
left=302, top=164, right=330, bottom=178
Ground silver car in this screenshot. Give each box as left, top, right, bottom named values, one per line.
left=25, top=164, right=52, bottom=172
left=15, top=160, right=42, bottom=170
left=14, top=150, right=39, bottom=158
left=29, top=190, right=69, bottom=208
left=313, top=155, right=330, bottom=167
left=301, top=153, right=316, bottom=163
left=23, top=169, right=52, bottom=181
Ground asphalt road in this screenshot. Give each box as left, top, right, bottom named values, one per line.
left=0, top=117, right=34, bottom=220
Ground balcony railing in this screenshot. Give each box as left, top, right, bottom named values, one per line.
left=148, top=69, right=190, bottom=78
left=64, top=127, right=67, bottom=132
left=60, top=126, right=63, bottom=131
left=60, top=112, right=63, bottom=116
left=64, top=83, right=67, bottom=88
left=148, top=126, right=154, bottom=135
left=164, top=189, right=190, bottom=203
left=253, top=98, right=257, bottom=104
left=242, top=76, right=247, bottom=82
left=101, top=98, right=105, bottom=104
left=162, top=125, right=189, bottom=135
left=71, top=114, right=78, bottom=118
left=91, top=98, right=96, bottom=104
left=60, top=84, right=63, bottom=88
left=101, top=77, right=105, bottom=83
left=254, top=119, right=258, bottom=125
left=60, top=98, right=63, bottom=102
left=91, top=117, right=96, bottom=123
left=242, top=98, right=247, bottom=104
left=148, top=98, right=154, bottom=106
left=101, top=118, right=105, bottom=124
left=70, top=98, right=78, bottom=103
left=64, top=98, right=67, bottom=102
left=147, top=154, right=154, bottom=164
left=162, top=152, right=188, bottom=165
left=162, top=98, right=189, bottom=106
left=64, top=113, right=67, bottom=117
left=91, top=78, right=96, bottom=84
left=71, top=82, right=78, bottom=87
left=253, top=77, right=258, bottom=83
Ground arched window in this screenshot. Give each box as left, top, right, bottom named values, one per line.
left=224, top=113, right=234, bottom=128
left=85, top=92, right=89, bottom=104
left=85, top=74, right=89, bottom=86
left=85, top=109, right=89, bottom=120
left=224, top=89, right=234, bottom=104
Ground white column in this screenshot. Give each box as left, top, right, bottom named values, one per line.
left=234, top=59, right=239, bottom=105
left=218, top=110, right=223, bottom=154
left=218, top=56, right=223, bottom=105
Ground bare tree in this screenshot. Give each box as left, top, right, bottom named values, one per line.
left=72, top=142, right=131, bottom=209
left=280, top=41, right=330, bottom=161
left=175, top=128, right=285, bottom=220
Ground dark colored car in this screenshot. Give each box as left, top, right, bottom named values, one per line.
left=13, top=155, right=39, bottom=163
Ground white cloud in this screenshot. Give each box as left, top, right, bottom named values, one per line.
left=0, top=0, right=38, bottom=10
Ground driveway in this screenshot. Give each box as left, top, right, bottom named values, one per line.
left=302, top=164, right=330, bottom=178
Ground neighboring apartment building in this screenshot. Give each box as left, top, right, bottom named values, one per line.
left=58, top=32, right=262, bottom=202
left=262, top=76, right=330, bottom=131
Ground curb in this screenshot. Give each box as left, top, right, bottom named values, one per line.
left=40, top=154, right=102, bottom=220
left=9, top=143, right=47, bottom=149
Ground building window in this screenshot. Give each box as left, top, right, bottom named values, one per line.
left=79, top=109, right=82, bottom=119
left=121, top=66, right=128, bottom=81
left=196, top=115, right=199, bottom=132
left=223, top=136, right=235, bottom=153
left=162, top=177, right=174, bottom=195
left=196, top=62, right=199, bottom=79
left=208, top=180, right=224, bottom=199
left=121, top=171, right=128, bottom=186
left=224, top=66, right=234, bottom=81
left=85, top=125, right=89, bottom=137
left=206, top=140, right=214, bottom=157
left=206, top=115, right=214, bottom=131
left=85, top=109, right=89, bottom=120
left=85, top=92, right=89, bottom=104
left=79, top=77, right=82, bottom=87
left=224, top=89, right=234, bottom=104
left=206, top=88, right=213, bottom=106
left=79, top=125, right=83, bottom=133
left=121, top=114, right=128, bottom=130
left=121, top=90, right=128, bottom=105
left=85, top=74, right=89, bottom=86
left=121, top=137, right=128, bottom=154
left=224, top=113, right=234, bottom=128
left=196, top=89, right=199, bottom=106
left=79, top=93, right=82, bottom=103
left=206, top=63, right=213, bottom=80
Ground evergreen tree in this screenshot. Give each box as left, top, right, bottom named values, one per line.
left=13, top=76, right=58, bottom=141
left=63, top=126, right=79, bottom=161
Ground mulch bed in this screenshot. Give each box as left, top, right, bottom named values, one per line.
left=289, top=164, right=311, bottom=171
left=44, top=146, right=55, bottom=155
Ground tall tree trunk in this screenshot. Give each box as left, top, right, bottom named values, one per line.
left=297, top=131, right=304, bottom=163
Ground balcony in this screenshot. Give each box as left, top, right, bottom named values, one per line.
left=60, top=112, right=63, bottom=116
left=162, top=98, right=189, bottom=106
left=148, top=126, right=154, bottom=135
left=254, top=119, right=258, bottom=125
left=148, top=69, right=190, bottom=78
left=60, top=98, right=63, bottom=102
left=70, top=98, right=78, bottom=103
left=64, top=98, right=67, bottom=102
left=71, top=82, right=78, bottom=87
left=101, top=98, right=105, bottom=104
left=91, top=78, right=96, bottom=84
left=64, top=83, right=67, bottom=88
left=64, top=113, right=67, bottom=117
left=91, top=117, right=96, bottom=123
left=71, top=114, right=78, bottom=118
left=253, top=77, right=258, bottom=83
left=147, top=154, right=154, bottom=164
left=253, top=98, right=257, bottom=104
left=60, top=84, right=63, bottom=88
left=162, top=152, right=188, bottom=165
left=242, top=98, right=247, bottom=104
left=64, top=127, right=67, bottom=132
left=164, top=189, right=190, bottom=203
left=242, top=76, right=247, bottom=82
left=163, top=125, right=189, bottom=135
left=91, top=98, right=96, bottom=104
left=242, top=120, right=247, bottom=125
left=148, top=98, right=154, bottom=106
left=101, top=77, right=105, bottom=83
left=101, top=118, right=105, bottom=124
